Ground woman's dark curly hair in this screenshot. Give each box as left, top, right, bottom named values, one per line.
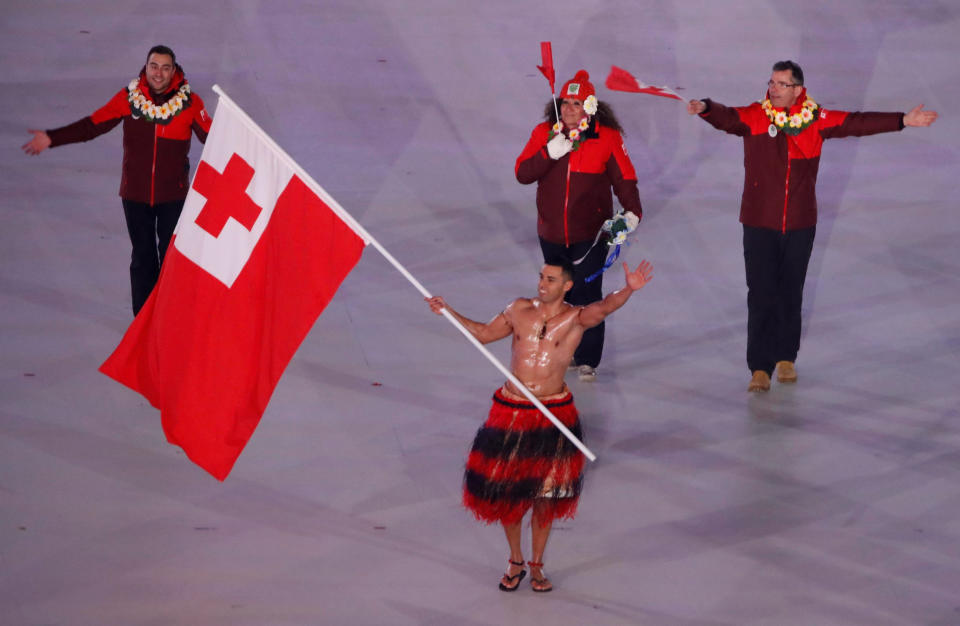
left=543, top=98, right=625, bottom=134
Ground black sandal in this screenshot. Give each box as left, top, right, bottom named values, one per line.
left=527, top=560, right=553, bottom=592
left=498, top=559, right=526, bottom=591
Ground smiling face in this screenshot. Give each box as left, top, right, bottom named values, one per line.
left=537, top=264, right=573, bottom=304
left=560, top=98, right=586, bottom=130
left=767, top=69, right=802, bottom=109
left=145, top=52, right=175, bottom=94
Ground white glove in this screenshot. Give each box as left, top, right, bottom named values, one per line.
left=546, top=133, right=573, bottom=160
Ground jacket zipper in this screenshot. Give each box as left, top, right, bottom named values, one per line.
left=781, top=157, right=791, bottom=233
left=150, top=126, right=159, bottom=206
left=563, top=159, right=572, bottom=246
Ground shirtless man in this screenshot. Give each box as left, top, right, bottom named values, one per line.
left=426, top=259, right=652, bottom=592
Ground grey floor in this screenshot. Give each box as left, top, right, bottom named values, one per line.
left=2, top=1, right=959, bottom=624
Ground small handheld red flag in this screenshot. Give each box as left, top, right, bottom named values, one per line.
left=605, top=65, right=683, bottom=101
left=537, top=41, right=556, bottom=93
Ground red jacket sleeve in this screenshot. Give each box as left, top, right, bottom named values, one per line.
left=699, top=99, right=752, bottom=137
left=47, top=88, right=130, bottom=147
left=515, top=123, right=556, bottom=184
left=190, top=93, right=212, bottom=143
left=603, top=129, right=643, bottom=219
left=818, top=109, right=903, bottom=140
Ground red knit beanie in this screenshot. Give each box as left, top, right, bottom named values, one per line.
left=560, top=70, right=595, bottom=101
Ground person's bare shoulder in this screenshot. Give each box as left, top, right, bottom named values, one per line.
left=561, top=302, right=584, bottom=324
left=506, top=297, right=535, bottom=314
left=508, top=297, right=542, bottom=325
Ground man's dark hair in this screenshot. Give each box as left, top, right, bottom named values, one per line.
left=548, top=261, right=575, bottom=283
left=772, top=60, right=804, bottom=85
left=543, top=99, right=625, bottom=134
left=147, top=45, right=177, bottom=64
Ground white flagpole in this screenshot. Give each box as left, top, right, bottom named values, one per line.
left=210, top=85, right=597, bottom=462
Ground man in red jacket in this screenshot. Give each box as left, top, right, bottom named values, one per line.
left=23, top=45, right=212, bottom=315
left=687, top=60, right=937, bottom=391
left=516, top=70, right=644, bottom=382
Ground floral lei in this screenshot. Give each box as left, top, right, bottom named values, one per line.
left=762, top=93, right=819, bottom=135
left=605, top=210, right=640, bottom=246
left=127, top=78, right=192, bottom=125
left=547, top=94, right=598, bottom=151
left=576, top=210, right=640, bottom=283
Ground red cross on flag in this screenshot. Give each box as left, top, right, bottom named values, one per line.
left=100, top=88, right=369, bottom=480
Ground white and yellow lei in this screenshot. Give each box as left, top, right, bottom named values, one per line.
left=127, top=78, right=192, bottom=125
left=761, top=94, right=819, bottom=135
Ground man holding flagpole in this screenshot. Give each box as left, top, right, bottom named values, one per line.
left=99, top=83, right=594, bottom=485
left=427, top=258, right=653, bottom=592
left=516, top=70, right=644, bottom=383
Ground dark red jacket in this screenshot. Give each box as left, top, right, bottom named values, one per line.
left=515, top=119, right=642, bottom=246
left=47, top=68, right=212, bottom=205
left=700, top=95, right=903, bottom=232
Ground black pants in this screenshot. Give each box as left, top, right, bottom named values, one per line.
left=743, top=224, right=816, bottom=375
left=122, top=199, right=185, bottom=315
left=539, top=237, right=608, bottom=368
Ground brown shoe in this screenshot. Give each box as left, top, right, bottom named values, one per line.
left=748, top=370, right=771, bottom=392
left=776, top=361, right=797, bottom=383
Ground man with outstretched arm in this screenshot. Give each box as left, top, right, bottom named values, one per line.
left=22, top=45, right=211, bottom=315
left=426, top=259, right=652, bottom=592
left=686, top=59, right=937, bottom=392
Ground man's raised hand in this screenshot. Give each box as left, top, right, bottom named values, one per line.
left=903, top=105, right=938, bottom=127
left=22, top=129, right=52, bottom=155
left=624, top=260, right=653, bottom=291
left=686, top=99, right=706, bottom=116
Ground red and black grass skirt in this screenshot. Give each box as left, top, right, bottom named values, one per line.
left=463, top=386, right=585, bottom=526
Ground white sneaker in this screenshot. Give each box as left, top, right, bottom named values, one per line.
left=578, top=365, right=597, bottom=382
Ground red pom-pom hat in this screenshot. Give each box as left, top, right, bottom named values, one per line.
left=559, top=70, right=595, bottom=101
